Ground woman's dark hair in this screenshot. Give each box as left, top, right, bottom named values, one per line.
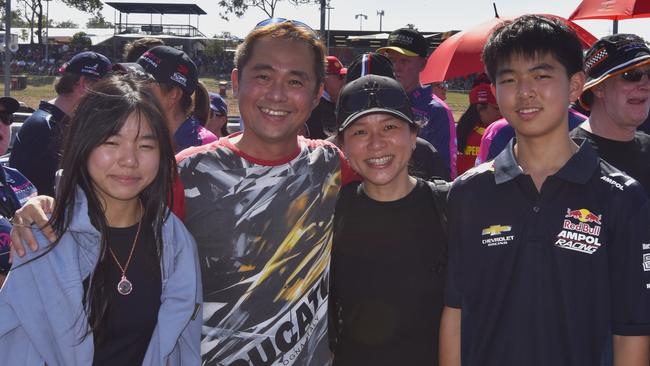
left=482, top=15, right=584, bottom=82
left=160, top=80, right=210, bottom=124
left=50, top=74, right=175, bottom=344
left=456, top=104, right=481, bottom=153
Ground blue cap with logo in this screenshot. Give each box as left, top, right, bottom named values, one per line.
left=209, top=92, right=228, bottom=116
left=59, top=51, right=111, bottom=79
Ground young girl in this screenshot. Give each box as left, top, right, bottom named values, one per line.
left=330, top=74, right=448, bottom=365
left=0, top=75, right=202, bottom=365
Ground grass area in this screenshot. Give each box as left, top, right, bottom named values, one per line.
left=446, top=91, right=470, bottom=121
left=8, top=76, right=467, bottom=121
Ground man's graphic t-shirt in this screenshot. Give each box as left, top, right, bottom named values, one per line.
left=177, top=135, right=349, bottom=366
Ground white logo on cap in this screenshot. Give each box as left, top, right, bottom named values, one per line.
left=170, top=72, right=187, bottom=87
left=82, top=63, right=100, bottom=76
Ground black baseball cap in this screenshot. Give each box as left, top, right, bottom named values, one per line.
left=345, top=52, right=395, bottom=83
left=580, top=34, right=650, bottom=108
left=0, top=96, right=19, bottom=114
left=137, top=46, right=198, bottom=93
left=58, top=51, right=111, bottom=79
left=337, top=74, right=415, bottom=132
left=377, top=28, right=429, bottom=58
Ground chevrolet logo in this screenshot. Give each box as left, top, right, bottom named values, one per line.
left=482, top=225, right=512, bottom=236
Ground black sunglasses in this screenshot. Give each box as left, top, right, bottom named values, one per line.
left=0, top=112, right=12, bottom=126
left=340, top=85, right=408, bottom=114
left=254, top=18, right=318, bottom=38
left=620, top=68, right=650, bottom=82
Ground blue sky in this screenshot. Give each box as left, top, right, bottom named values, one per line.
left=47, top=0, right=650, bottom=40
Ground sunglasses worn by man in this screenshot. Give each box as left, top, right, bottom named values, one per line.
left=254, top=18, right=318, bottom=38
left=620, top=67, right=650, bottom=82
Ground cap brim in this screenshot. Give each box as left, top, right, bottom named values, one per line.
left=580, top=57, right=650, bottom=108
left=376, top=46, right=418, bottom=57
left=583, top=56, right=650, bottom=91
left=0, top=97, right=19, bottom=114
left=339, top=107, right=414, bottom=132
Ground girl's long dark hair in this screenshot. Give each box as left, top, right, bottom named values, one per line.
left=456, top=104, right=481, bottom=153
left=50, top=75, right=175, bottom=344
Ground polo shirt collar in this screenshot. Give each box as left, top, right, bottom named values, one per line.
left=494, top=138, right=599, bottom=185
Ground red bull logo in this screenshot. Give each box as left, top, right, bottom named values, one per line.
left=565, top=208, right=602, bottom=225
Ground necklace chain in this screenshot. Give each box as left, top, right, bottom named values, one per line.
left=108, top=203, right=143, bottom=285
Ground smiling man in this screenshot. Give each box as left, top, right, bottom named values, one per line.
left=174, top=21, right=353, bottom=366
left=440, top=15, right=650, bottom=366
left=571, top=34, right=650, bottom=196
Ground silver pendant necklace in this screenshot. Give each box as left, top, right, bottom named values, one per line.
left=108, top=205, right=142, bottom=296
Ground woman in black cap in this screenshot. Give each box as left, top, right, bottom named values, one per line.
left=329, top=74, right=448, bottom=365
left=136, top=45, right=217, bottom=152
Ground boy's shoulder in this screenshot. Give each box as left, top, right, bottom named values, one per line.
left=453, top=160, right=497, bottom=186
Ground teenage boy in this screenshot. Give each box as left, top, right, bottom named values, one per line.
left=571, top=34, right=650, bottom=195
left=440, top=15, right=650, bottom=366
left=11, top=20, right=352, bottom=366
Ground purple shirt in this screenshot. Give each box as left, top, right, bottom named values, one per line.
left=174, top=116, right=218, bottom=153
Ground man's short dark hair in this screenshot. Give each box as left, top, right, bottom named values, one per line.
left=482, top=15, right=584, bottom=81
left=54, top=72, right=83, bottom=95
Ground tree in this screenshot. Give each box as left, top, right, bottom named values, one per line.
left=17, top=0, right=44, bottom=45
left=60, top=0, right=103, bottom=15
left=0, top=10, right=31, bottom=28
left=86, top=15, right=112, bottom=28
left=218, top=0, right=318, bottom=21
left=55, top=19, right=78, bottom=28
left=70, top=31, right=90, bottom=51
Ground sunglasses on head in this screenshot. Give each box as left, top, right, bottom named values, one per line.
left=620, top=68, right=650, bottom=82
left=0, top=112, right=12, bottom=126
left=340, top=85, right=407, bottom=114
left=254, top=18, right=319, bottom=38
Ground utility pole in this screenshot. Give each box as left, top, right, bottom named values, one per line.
left=320, top=0, right=326, bottom=34
left=377, top=10, right=384, bottom=32
left=326, top=2, right=334, bottom=52
left=45, top=0, right=51, bottom=64
left=4, top=0, right=11, bottom=96
left=355, top=13, right=367, bottom=31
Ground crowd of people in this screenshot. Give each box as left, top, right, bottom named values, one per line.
left=0, top=13, right=648, bottom=366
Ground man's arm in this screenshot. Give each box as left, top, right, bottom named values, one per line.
left=440, top=306, right=461, bottom=366
left=613, top=335, right=650, bottom=366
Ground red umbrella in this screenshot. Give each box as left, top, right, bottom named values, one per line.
left=420, top=15, right=597, bottom=84
left=569, top=0, right=650, bottom=33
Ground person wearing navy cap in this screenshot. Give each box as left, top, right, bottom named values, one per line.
left=206, top=92, right=228, bottom=137
left=440, top=15, right=650, bottom=366
left=0, top=96, right=37, bottom=286
left=136, top=45, right=217, bottom=152
left=9, top=51, right=111, bottom=196
left=571, top=34, right=650, bottom=196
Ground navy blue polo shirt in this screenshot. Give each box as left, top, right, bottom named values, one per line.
left=446, top=140, right=650, bottom=366
left=9, top=101, right=67, bottom=196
